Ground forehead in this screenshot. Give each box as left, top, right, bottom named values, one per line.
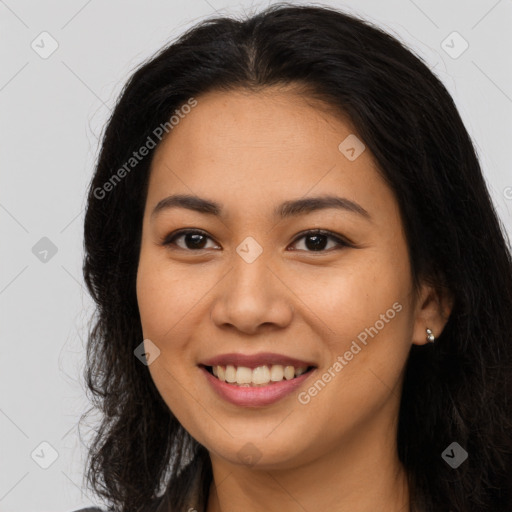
left=147, top=88, right=398, bottom=225
left=152, top=87, right=357, bottom=170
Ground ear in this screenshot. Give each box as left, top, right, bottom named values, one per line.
left=411, top=281, right=454, bottom=346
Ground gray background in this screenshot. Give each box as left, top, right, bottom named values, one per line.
left=1, top=0, right=511, bottom=510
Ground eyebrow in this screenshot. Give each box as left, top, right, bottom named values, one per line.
left=151, top=193, right=372, bottom=221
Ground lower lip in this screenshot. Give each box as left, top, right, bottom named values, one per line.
left=200, top=366, right=316, bottom=407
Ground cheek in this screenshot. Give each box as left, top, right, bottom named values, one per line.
left=136, top=251, right=203, bottom=341
left=310, top=248, right=413, bottom=377
left=136, top=253, right=206, bottom=426
left=304, top=250, right=407, bottom=329
left=293, top=264, right=411, bottom=448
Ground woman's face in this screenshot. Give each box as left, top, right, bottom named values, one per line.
left=136, top=87, right=440, bottom=470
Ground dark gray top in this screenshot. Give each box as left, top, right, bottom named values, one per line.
left=71, top=463, right=205, bottom=512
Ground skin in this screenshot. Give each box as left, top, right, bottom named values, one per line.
left=136, top=87, right=453, bottom=512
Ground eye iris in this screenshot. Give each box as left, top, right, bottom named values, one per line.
left=185, top=233, right=207, bottom=249
left=305, top=234, right=328, bottom=251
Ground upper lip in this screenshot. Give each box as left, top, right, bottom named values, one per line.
left=200, top=352, right=316, bottom=369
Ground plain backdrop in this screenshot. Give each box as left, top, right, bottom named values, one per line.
left=1, top=0, right=511, bottom=510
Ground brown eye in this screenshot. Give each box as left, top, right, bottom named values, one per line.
left=289, top=230, right=350, bottom=252
left=163, top=230, right=218, bottom=251
left=162, top=228, right=351, bottom=253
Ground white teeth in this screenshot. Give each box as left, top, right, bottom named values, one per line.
left=270, top=364, right=284, bottom=381
left=210, top=364, right=310, bottom=386
left=284, top=366, right=295, bottom=380
left=225, top=365, right=237, bottom=383
left=252, top=365, right=270, bottom=385
left=236, top=366, right=253, bottom=384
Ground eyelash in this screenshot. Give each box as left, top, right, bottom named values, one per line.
left=161, top=228, right=352, bottom=253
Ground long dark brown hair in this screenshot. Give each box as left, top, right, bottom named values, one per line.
left=81, top=3, right=512, bottom=511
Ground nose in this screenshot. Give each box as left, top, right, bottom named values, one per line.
left=209, top=251, right=294, bottom=335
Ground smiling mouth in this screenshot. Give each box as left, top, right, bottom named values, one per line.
left=202, top=364, right=316, bottom=387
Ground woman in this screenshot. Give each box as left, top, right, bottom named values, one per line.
left=77, top=3, right=512, bottom=512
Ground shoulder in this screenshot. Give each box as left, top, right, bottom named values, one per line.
left=71, top=509, right=104, bottom=512
left=71, top=505, right=161, bottom=512
left=70, top=496, right=164, bottom=512
left=70, top=454, right=208, bottom=512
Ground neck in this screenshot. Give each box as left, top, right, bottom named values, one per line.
left=205, top=408, right=410, bottom=512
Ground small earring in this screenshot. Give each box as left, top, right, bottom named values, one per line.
left=426, top=327, right=435, bottom=343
